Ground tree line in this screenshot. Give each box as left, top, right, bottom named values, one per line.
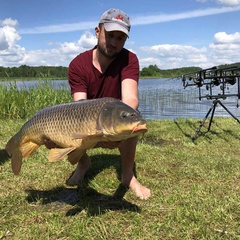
left=140, top=62, right=240, bottom=78
left=0, top=65, right=68, bottom=80
left=0, top=63, right=239, bottom=80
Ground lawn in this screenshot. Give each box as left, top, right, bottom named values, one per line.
left=0, top=118, right=239, bottom=239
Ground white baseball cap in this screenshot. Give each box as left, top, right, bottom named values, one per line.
left=99, top=8, right=131, bottom=36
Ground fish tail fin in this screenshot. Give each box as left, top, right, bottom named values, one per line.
left=5, top=133, right=19, bottom=157
left=11, top=143, right=39, bottom=175
left=11, top=150, right=23, bottom=175
left=6, top=134, right=39, bottom=175
left=5, top=133, right=23, bottom=175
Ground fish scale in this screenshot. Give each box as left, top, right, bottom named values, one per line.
left=5, top=97, right=147, bottom=175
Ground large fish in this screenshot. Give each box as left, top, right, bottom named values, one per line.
left=5, top=97, right=147, bottom=175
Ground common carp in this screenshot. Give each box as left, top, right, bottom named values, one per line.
left=5, top=97, right=147, bottom=175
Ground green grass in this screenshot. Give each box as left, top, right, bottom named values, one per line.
left=1, top=117, right=240, bottom=239
left=0, top=83, right=71, bottom=119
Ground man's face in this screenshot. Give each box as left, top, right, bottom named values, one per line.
left=96, top=25, right=127, bottom=59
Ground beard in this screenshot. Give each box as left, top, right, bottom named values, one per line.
left=97, top=43, right=120, bottom=59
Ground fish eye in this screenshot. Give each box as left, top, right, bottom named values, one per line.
left=121, top=111, right=136, bottom=118
left=121, top=111, right=128, bottom=118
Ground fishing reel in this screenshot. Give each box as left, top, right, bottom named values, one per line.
left=181, top=65, right=240, bottom=101
left=179, top=65, right=240, bottom=141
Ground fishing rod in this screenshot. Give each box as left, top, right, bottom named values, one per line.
left=176, top=65, right=240, bottom=140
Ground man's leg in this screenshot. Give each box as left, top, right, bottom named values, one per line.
left=119, top=137, right=151, bottom=200
left=66, top=152, right=91, bottom=186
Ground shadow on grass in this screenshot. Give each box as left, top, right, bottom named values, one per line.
left=0, top=149, right=9, bottom=165
left=174, top=119, right=240, bottom=142
left=174, top=119, right=195, bottom=139
left=142, top=135, right=167, bottom=146
left=25, top=154, right=140, bottom=216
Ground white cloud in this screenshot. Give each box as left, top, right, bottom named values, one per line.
left=196, top=0, right=240, bottom=5
left=17, top=5, right=240, bottom=34
left=77, top=31, right=97, bottom=49
left=208, top=31, right=240, bottom=64
left=0, top=18, right=97, bottom=67
left=0, top=19, right=21, bottom=50
left=0, top=31, right=8, bottom=50
left=139, top=58, right=163, bottom=69
left=0, top=18, right=18, bottom=28
left=0, top=6, right=240, bottom=69
left=213, top=31, right=240, bottom=43
left=131, top=6, right=240, bottom=26
left=138, top=30, right=240, bottom=69
left=20, top=21, right=96, bottom=34
left=216, top=0, right=240, bottom=5
left=143, top=44, right=206, bottom=57
left=138, top=31, right=240, bottom=69
left=19, top=31, right=97, bottom=66
left=139, top=44, right=208, bottom=69
left=57, top=31, right=97, bottom=55
left=0, top=18, right=25, bottom=66
left=2, top=26, right=21, bottom=48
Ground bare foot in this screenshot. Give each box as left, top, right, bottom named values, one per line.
left=66, top=154, right=91, bottom=186
left=122, top=175, right=151, bottom=200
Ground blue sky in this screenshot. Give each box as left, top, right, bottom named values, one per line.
left=0, top=0, right=240, bottom=69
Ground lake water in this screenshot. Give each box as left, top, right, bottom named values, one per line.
left=2, top=79, right=240, bottom=120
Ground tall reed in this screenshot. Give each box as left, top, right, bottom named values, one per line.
left=0, top=82, right=72, bottom=119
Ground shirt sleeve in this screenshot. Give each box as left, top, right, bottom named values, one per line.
left=121, top=51, right=140, bottom=82
left=68, top=55, right=88, bottom=95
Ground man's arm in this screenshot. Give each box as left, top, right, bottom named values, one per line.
left=121, top=78, right=139, bottom=110
left=73, top=92, right=87, bottom=101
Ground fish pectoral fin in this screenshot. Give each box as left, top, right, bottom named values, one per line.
left=67, top=149, right=86, bottom=165
left=48, top=147, right=76, bottom=162
left=72, top=132, right=103, bottom=139
left=11, top=150, right=22, bottom=175
left=20, top=142, right=39, bottom=158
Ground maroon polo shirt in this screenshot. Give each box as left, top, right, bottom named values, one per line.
left=68, top=46, right=139, bottom=100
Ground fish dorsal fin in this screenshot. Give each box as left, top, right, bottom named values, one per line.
left=20, top=142, right=39, bottom=158
left=48, top=147, right=76, bottom=162
left=67, top=149, right=86, bottom=165
left=11, top=150, right=23, bottom=175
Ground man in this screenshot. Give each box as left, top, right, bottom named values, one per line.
left=67, top=8, right=150, bottom=200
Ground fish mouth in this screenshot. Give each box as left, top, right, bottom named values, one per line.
left=131, top=123, right=147, bottom=134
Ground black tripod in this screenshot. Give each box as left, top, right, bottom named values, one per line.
left=192, top=99, right=240, bottom=141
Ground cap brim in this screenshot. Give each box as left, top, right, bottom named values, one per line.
left=104, top=22, right=129, bottom=36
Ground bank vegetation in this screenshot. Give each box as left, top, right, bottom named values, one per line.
left=1, top=62, right=240, bottom=81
